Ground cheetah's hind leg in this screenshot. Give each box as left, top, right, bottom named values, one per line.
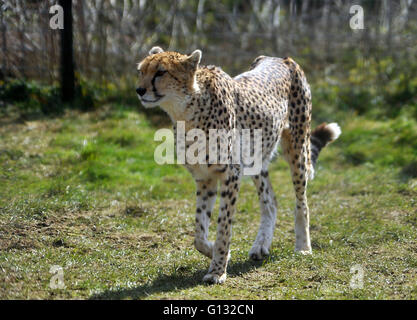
left=249, top=167, right=277, bottom=261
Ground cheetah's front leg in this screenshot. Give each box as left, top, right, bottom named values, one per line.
left=203, top=166, right=241, bottom=284
left=194, top=179, right=218, bottom=258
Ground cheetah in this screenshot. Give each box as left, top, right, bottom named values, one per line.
left=136, top=46, right=341, bottom=284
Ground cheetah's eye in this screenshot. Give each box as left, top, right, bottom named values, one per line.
left=155, top=70, right=167, bottom=77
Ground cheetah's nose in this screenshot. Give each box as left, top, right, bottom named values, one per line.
left=136, top=87, right=146, bottom=96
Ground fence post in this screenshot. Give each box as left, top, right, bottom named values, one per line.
left=60, top=0, right=75, bottom=103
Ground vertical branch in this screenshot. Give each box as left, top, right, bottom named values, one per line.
left=96, top=0, right=108, bottom=84
left=168, top=0, right=179, bottom=50
left=0, top=1, right=8, bottom=79
left=194, top=0, right=205, bottom=47
left=386, top=0, right=393, bottom=53
left=322, top=0, right=330, bottom=60
left=40, top=2, right=51, bottom=83
left=75, top=0, right=89, bottom=77
left=16, top=0, right=26, bottom=78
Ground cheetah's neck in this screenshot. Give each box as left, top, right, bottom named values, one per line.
left=161, top=66, right=238, bottom=130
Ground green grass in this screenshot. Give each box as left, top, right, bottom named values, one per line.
left=0, top=105, right=416, bottom=299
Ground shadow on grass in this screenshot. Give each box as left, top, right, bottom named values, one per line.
left=400, top=161, right=417, bottom=181
left=89, top=259, right=265, bottom=300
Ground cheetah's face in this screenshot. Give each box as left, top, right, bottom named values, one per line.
left=136, top=47, right=201, bottom=108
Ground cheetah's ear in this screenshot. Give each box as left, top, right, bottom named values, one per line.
left=185, top=49, right=202, bottom=69
left=148, top=46, right=164, bottom=55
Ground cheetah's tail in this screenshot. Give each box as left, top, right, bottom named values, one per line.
left=309, top=122, right=341, bottom=178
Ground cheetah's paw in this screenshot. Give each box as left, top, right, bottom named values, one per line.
left=295, top=248, right=312, bottom=255
left=202, top=273, right=227, bottom=284
left=249, top=244, right=270, bottom=261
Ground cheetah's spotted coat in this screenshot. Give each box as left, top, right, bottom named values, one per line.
left=136, top=47, right=341, bottom=284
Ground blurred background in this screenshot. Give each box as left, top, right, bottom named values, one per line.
left=1, top=0, right=417, bottom=120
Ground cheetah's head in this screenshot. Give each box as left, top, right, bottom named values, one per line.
left=136, top=46, right=202, bottom=109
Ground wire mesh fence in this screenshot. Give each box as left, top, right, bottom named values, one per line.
left=1, top=0, right=416, bottom=86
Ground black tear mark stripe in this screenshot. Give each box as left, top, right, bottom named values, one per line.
left=167, top=71, right=180, bottom=82
left=151, top=71, right=166, bottom=98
